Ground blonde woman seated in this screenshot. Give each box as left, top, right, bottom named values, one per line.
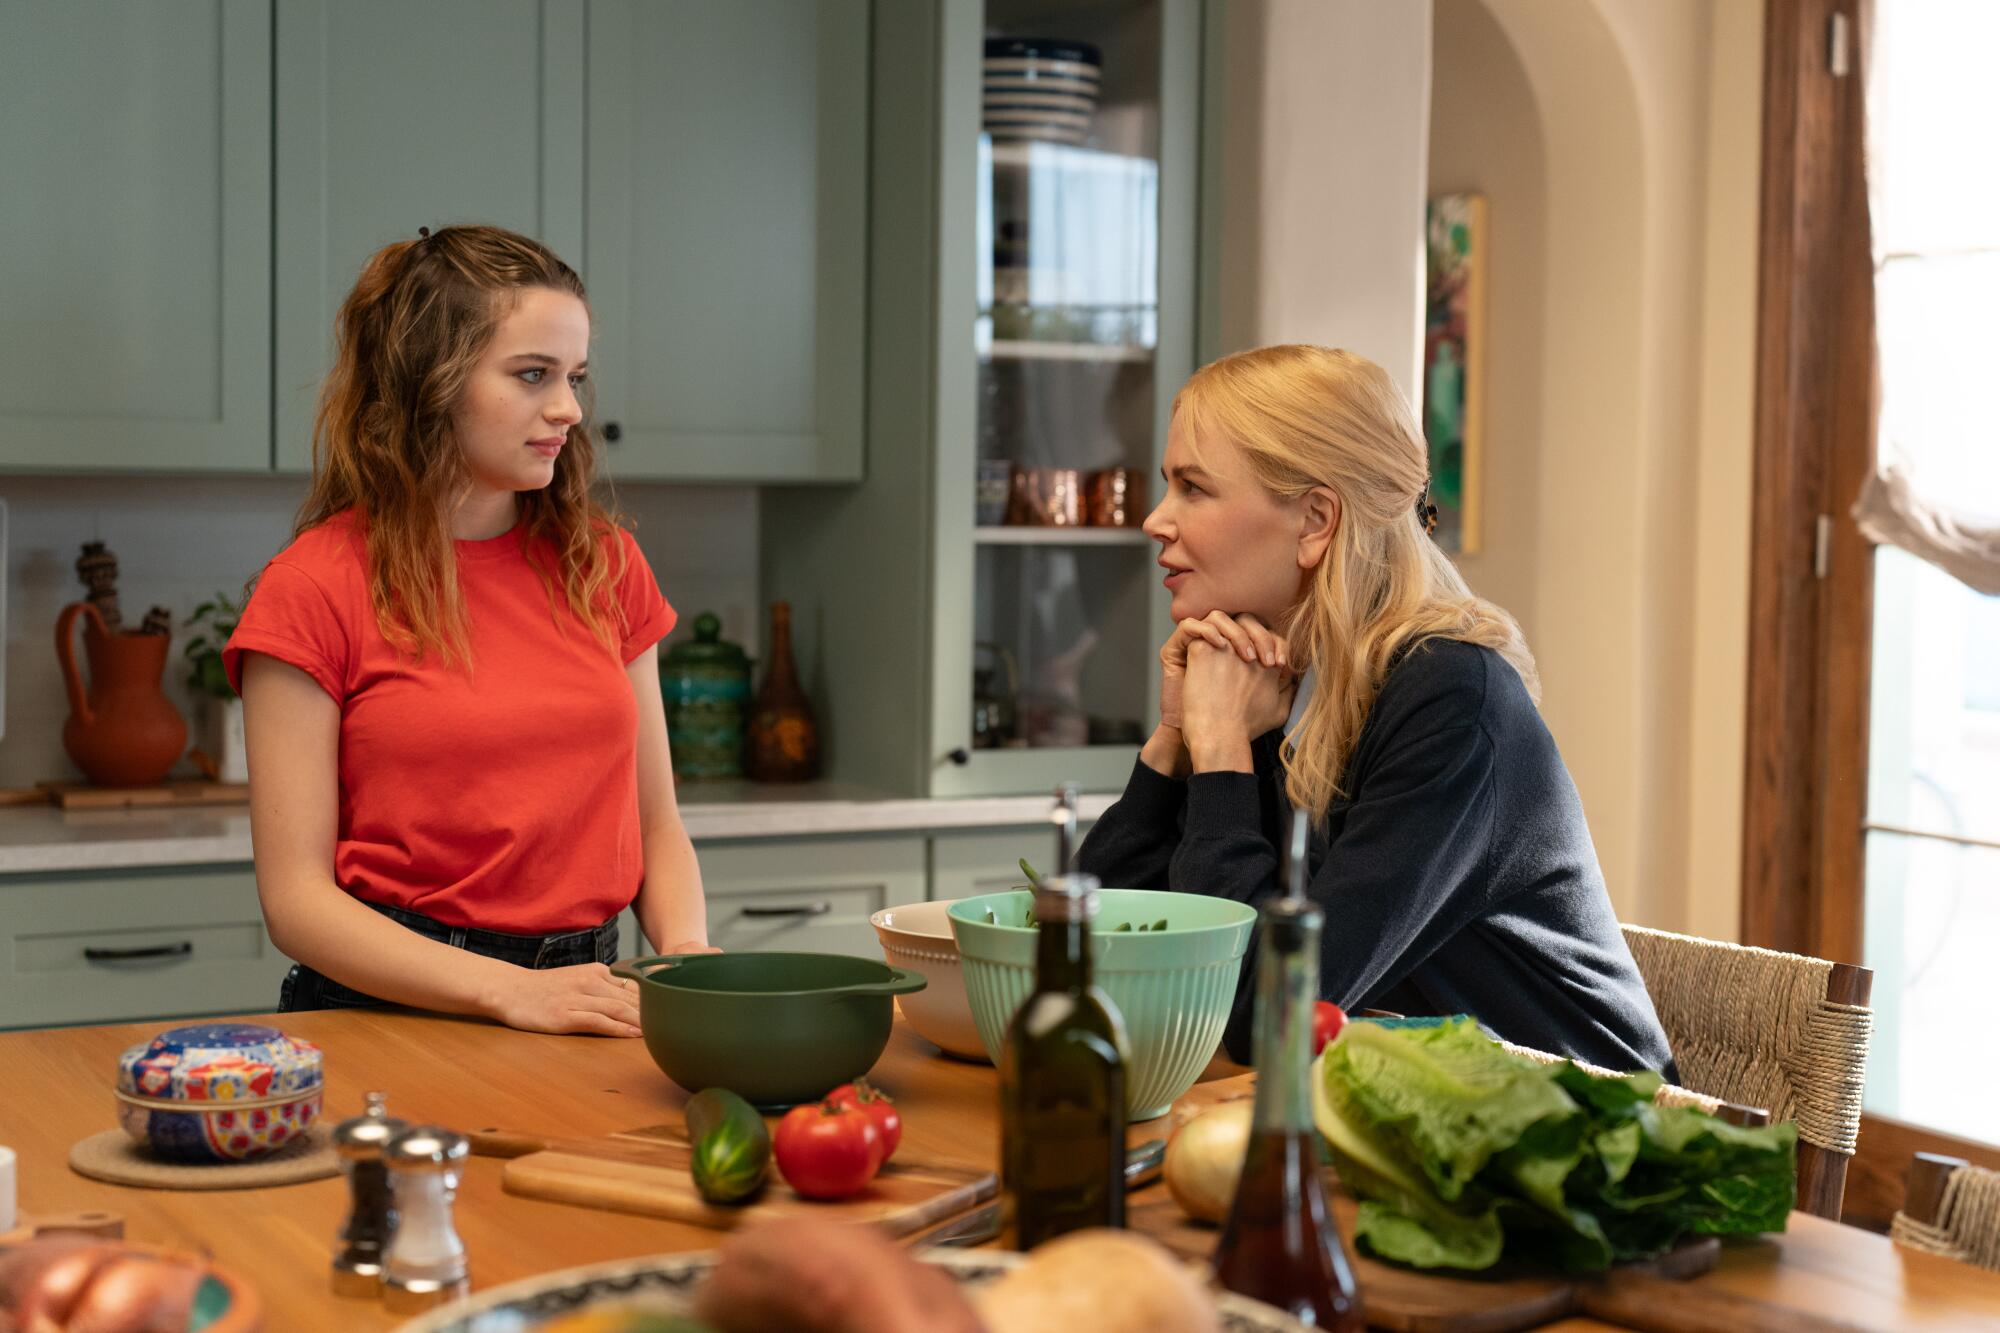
left=1078, top=345, right=1675, bottom=1076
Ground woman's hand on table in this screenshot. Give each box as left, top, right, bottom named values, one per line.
left=1181, top=614, right=1295, bottom=773
left=482, top=962, right=643, bottom=1038
left=694, top=1217, right=984, bottom=1333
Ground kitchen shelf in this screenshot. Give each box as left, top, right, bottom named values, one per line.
left=974, top=526, right=1151, bottom=546
left=981, top=339, right=1153, bottom=363
left=987, top=140, right=1153, bottom=172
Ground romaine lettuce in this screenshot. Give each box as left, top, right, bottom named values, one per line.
left=1312, top=1017, right=1797, bottom=1271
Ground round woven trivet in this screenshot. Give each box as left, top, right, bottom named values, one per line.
left=69, top=1125, right=338, bottom=1190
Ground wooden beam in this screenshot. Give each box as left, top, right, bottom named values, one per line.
left=1743, top=0, right=1874, bottom=961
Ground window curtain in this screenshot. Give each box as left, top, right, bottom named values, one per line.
left=1854, top=0, right=2000, bottom=594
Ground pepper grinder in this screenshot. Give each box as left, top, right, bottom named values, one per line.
left=380, top=1124, right=470, bottom=1313
left=330, top=1092, right=408, bottom=1297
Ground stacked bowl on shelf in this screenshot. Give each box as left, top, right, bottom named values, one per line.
left=982, top=37, right=1101, bottom=145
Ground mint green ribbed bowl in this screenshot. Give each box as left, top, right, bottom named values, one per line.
left=947, top=889, right=1256, bottom=1121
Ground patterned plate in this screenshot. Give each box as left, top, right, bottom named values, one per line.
left=397, top=1247, right=1311, bottom=1332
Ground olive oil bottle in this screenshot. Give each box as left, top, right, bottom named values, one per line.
left=999, top=785, right=1129, bottom=1248
left=1214, top=811, right=1363, bottom=1327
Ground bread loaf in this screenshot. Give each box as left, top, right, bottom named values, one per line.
left=976, top=1228, right=1221, bottom=1333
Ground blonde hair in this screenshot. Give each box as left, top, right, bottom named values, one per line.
left=1172, top=345, right=1538, bottom=821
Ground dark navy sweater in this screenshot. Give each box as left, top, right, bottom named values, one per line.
left=1077, top=638, right=1676, bottom=1076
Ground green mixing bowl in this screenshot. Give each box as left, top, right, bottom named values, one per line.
left=947, top=889, right=1256, bottom=1120
left=611, top=953, right=925, bottom=1108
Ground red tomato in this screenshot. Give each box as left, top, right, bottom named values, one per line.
left=824, top=1080, right=902, bottom=1164
left=1312, top=1001, right=1347, bottom=1055
left=773, top=1100, right=882, bottom=1200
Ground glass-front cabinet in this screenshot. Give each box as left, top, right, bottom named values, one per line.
left=931, top=0, right=1199, bottom=796
left=760, top=0, right=1206, bottom=800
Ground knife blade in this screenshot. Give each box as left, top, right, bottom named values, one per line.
left=920, top=1138, right=1168, bottom=1249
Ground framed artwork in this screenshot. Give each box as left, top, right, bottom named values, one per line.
left=1423, top=193, right=1486, bottom=555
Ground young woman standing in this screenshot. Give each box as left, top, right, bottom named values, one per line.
left=227, top=225, right=707, bottom=1037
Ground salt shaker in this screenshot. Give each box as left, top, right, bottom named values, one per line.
left=330, top=1092, right=407, bottom=1297
left=380, top=1124, right=470, bottom=1312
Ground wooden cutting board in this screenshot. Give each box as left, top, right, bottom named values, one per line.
left=471, top=1122, right=997, bottom=1238
left=4, top=780, right=251, bottom=809
left=1146, top=1073, right=1726, bottom=1333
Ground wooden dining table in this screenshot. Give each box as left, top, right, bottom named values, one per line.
left=3, top=1009, right=1997, bottom=1331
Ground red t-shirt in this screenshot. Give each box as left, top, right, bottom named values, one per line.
left=222, top=511, right=676, bottom=933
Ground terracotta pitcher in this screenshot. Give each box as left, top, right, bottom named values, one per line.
left=56, top=601, right=188, bottom=786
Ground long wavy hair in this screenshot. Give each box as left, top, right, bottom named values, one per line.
left=1173, top=345, right=1538, bottom=821
left=295, top=224, right=626, bottom=667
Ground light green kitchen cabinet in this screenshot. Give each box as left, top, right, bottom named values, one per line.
left=0, top=868, right=293, bottom=1031
left=762, top=0, right=1207, bottom=798
left=621, top=835, right=925, bottom=959
left=273, top=0, right=586, bottom=472
left=0, top=1, right=271, bottom=473
left=584, top=0, right=868, bottom=482
left=927, top=825, right=1095, bottom=904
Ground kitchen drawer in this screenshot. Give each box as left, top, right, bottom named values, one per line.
left=927, top=825, right=1095, bottom=904
left=622, top=836, right=925, bottom=959
left=0, top=867, right=292, bottom=1031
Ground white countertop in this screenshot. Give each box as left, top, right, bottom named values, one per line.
left=0, top=783, right=1120, bottom=876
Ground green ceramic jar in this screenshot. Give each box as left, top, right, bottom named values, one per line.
left=659, top=612, right=750, bottom=780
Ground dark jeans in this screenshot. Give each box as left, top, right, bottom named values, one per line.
left=278, top=901, right=621, bottom=1011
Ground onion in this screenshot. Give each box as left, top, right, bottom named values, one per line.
left=65, top=1254, right=202, bottom=1333
left=1, top=1241, right=203, bottom=1333
left=1163, top=1099, right=1254, bottom=1224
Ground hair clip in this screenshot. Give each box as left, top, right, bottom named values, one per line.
left=1416, top=483, right=1440, bottom=538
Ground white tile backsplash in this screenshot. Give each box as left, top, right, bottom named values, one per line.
left=0, top=475, right=758, bottom=788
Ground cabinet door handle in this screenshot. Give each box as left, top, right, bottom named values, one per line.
left=739, top=902, right=833, bottom=918
left=84, top=941, right=194, bottom=962
left=602, top=421, right=623, bottom=443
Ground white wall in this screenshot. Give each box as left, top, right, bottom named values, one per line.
left=1427, top=0, right=1763, bottom=936
left=0, top=476, right=759, bottom=788
left=1212, top=0, right=1433, bottom=398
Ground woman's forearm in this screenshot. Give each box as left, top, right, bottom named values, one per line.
left=634, top=815, right=708, bottom=952
left=1140, top=724, right=1192, bottom=778
left=1188, top=733, right=1256, bottom=774
left=259, top=876, right=519, bottom=1019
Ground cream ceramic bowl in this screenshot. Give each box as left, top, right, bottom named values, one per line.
left=871, top=899, right=988, bottom=1061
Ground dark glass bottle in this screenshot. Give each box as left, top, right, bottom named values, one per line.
left=744, top=601, right=819, bottom=782
left=1213, top=818, right=1363, bottom=1327
left=999, top=786, right=1128, bottom=1248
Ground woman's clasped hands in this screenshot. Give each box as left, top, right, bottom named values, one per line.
left=1157, top=611, right=1297, bottom=775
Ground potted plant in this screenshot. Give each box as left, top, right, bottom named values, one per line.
left=184, top=594, right=246, bottom=782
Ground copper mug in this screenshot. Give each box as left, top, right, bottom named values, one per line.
left=1087, top=468, right=1143, bottom=527
left=1008, top=467, right=1084, bottom=526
